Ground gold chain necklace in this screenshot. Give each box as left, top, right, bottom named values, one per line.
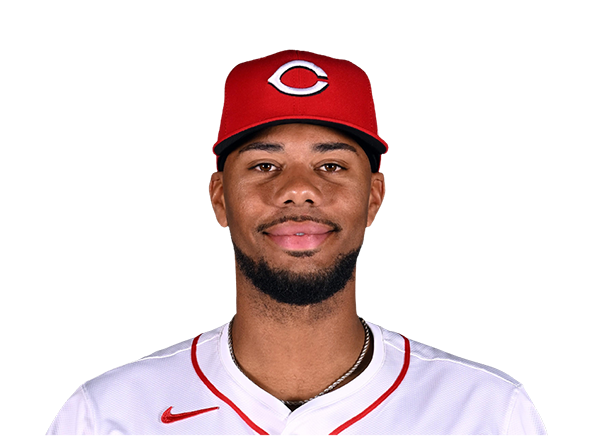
left=227, top=316, right=371, bottom=407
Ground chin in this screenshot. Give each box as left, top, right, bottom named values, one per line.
left=233, top=241, right=361, bottom=307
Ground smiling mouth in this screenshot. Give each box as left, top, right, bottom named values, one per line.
left=266, top=232, right=333, bottom=251
left=260, top=216, right=340, bottom=252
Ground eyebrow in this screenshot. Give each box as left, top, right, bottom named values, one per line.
left=236, top=141, right=358, bottom=154
left=312, top=142, right=358, bottom=153
left=237, top=142, right=284, bottom=154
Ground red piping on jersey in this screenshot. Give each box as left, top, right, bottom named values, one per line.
left=329, top=335, right=411, bottom=435
left=191, top=335, right=269, bottom=435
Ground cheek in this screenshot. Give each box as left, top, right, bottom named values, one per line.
left=324, top=183, right=372, bottom=242
left=348, top=200, right=371, bottom=237
left=223, top=180, right=269, bottom=239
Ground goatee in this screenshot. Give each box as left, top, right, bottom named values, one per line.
left=233, top=243, right=361, bottom=306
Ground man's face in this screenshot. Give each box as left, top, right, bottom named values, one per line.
left=210, top=123, right=385, bottom=303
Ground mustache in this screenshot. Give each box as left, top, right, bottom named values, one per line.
left=257, top=215, right=342, bottom=234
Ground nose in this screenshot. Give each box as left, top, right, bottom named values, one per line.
left=275, top=168, right=322, bottom=207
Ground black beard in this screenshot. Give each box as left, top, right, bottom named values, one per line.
left=233, top=242, right=361, bottom=306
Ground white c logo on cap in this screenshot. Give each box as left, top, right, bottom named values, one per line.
left=267, top=60, right=328, bottom=96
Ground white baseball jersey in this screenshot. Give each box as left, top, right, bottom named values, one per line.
left=47, top=322, right=546, bottom=434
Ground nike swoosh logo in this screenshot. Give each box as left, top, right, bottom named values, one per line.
left=161, top=406, right=219, bottom=423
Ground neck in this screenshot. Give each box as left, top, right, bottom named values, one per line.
left=231, top=271, right=370, bottom=404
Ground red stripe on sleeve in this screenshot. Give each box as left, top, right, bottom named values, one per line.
left=330, top=335, right=411, bottom=435
left=191, top=335, right=269, bottom=435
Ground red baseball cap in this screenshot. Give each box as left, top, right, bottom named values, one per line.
left=213, top=50, right=388, bottom=172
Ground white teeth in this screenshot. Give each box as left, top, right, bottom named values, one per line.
left=295, top=233, right=305, bottom=236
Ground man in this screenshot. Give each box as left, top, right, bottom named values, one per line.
left=48, top=50, right=546, bottom=434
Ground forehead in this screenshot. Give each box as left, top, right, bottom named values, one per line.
left=245, top=123, right=356, bottom=144
left=235, top=123, right=368, bottom=157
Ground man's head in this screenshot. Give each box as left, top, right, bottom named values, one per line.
left=209, top=51, right=387, bottom=307
left=212, top=50, right=388, bottom=173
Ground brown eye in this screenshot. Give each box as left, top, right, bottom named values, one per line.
left=253, top=163, right=277, bottom=172
left=320, top=163, right=343, bottom=172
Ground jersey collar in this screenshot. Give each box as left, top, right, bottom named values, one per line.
left=216, top=320, right=386, bottom=427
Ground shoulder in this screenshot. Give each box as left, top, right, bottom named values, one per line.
left=85, top=325, right=223, bottom=394
left=378, top=324, right=521, bottom=388
left=81, top=329, right=225, bottom=407
left=48, top=325, right=226, bottom=435
left=371, top=324, right=546, bottom=434
left=83, top=337, right=196, bottom=394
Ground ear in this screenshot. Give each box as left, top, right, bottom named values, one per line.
left=209, top=172, right=228, bottom=227
left=366, top=172, right=385, bottom=227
